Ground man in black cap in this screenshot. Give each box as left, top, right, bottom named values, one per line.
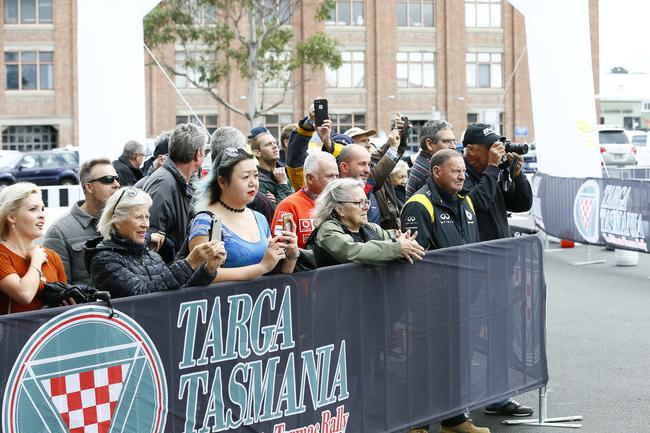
left=463, top=123, right=532, bottom=242
left=463, top=123, right=534, bottom=418
left=135, top=132, right=170, bottom=188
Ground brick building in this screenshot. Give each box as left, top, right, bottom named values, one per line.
left=1, top=0, right=599, bottom=153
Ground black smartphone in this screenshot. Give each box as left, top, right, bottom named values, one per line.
left=400, top=116, right=411, bottom=150
left=314, top=99, right=328, bottom=127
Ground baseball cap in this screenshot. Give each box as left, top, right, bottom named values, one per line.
left=344, top=127, right=377, bottom=139
left=248, top=126, right=270, bottom=139
left=331, top=133, right=354, bottom=146
left=462, top=123, right=505, bottom=147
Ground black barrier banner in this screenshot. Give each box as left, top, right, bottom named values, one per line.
left=532, top=172, right=650, bottom=252
left=0, top=236, right=547, bottom=433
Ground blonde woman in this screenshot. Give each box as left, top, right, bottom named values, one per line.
left=0, top=183, right=67, bottom=314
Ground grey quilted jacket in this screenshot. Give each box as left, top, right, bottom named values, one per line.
left=84, top=235, right=214, bottom=299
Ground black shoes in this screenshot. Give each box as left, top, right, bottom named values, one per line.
left=484, top=399, right=534, bottom=417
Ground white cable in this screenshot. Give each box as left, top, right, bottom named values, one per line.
left=143, top=42, right=206, bottom=130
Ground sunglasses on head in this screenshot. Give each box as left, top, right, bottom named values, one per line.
left=218, top=147, right=251, bottom=170
left=112, top=187, right=138, bottom=214
left=88, top=175, right=120, bottom=185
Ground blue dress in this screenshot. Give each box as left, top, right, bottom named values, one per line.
left=188, top=211, right=270, bottom=268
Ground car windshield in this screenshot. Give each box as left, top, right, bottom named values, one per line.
left=599, top=131, right=629, bottom=145
left=0, top=152, right=22, bottom=168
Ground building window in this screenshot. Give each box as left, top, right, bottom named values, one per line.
left=642, top=101, right=650, bottom=113
left=623, top=117, right=641, bottom=130
left=466, top=52, right=502, bottom=88
left=326, top=51, right=365, bottom=88
left=264, top=0, right=291, bottom=24
left=262, top=51, right=291, bottom=89
left=397, top=0, right=435, bottom=27
left=182, top=0, right=216, bottom=26
left=2, top=125, right=57, bottom=151
left=329, top=113, right=366, bottom=133
left=4, top=0, right=52, bottom=24
left=175, top=51, right=210, bottom=89
left=326, top=0, right=364, bottom=26
left=176, top=114, right=218, bottom=134
left=465, top=0, right=501, bottom=28
left=5, top=51, right=53, bottom=90
left=397, top=51, right=435, bottom=88
left=260, top=114, right=294, bottom=141
left=467, top=111, right=503, bottom=135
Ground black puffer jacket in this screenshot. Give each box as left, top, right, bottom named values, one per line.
left=83, top=235, right=214, bottom=299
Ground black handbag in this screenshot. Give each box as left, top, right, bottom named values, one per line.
left=43, top=282, right=117, bottom=317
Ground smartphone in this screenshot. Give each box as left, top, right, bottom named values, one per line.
left=314, top=99, right=328, bottom=127
left=282, top=213, right=295, bottom=233
left=210, top=216, right=222, bottom=242
left=399, top=116, right=411, bottom=147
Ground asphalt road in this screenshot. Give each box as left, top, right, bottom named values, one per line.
left=463, top=242, right=650, bottom=433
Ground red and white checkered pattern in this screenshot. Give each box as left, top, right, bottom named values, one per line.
left=580, top=199, right=593, bottom=228
left=41, top=364, right=129, bottom=433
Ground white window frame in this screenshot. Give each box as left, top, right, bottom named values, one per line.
left=326, top=51, right=365, bottom=88
left=4, top=50, right=54, bottom=91
left=396, top=50, right=435, bottom=89
left=466, top=51, right=503, bottom=89
left=326, top=0, right=365, bottom=26
left=465, top=0, right=502, bottom=28
left=3, top=0, right=52, bottom=25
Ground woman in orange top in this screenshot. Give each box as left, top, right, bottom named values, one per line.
left=0, top=183, right=67, bottom=314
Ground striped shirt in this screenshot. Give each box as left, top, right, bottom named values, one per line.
left=405, top=151, right=432, bottom=200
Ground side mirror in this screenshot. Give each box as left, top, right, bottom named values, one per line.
left=18, top=164, right=27, bottom=171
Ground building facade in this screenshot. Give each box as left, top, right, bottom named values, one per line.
left=1, top=0, right=599, bottom=153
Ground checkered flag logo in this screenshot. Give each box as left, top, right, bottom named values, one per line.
left=41, top=364, right=129, bottom=433
left=580, top=198, right=593, bottom=229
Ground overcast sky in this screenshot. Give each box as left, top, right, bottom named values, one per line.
left=599, top=0, right=650, bottom=73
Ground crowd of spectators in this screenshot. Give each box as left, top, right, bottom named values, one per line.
left=0, top=101, right=533, bottom=433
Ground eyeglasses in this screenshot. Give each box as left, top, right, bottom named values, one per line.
left=338, top=199, right=371, bottom=210
left=112, top=187, right=138, bottom=214
left=88, top=175, right=120, bottom=185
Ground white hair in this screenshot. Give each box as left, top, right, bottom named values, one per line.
left=391, top=160, right=409, bottom=176
left=303, top=150, right=337, bottom=177
left=98, top=187, right=152, bottom=240
left=311, top=178, right=364, bottom=228
left=0, top=182, right=40, bottom=240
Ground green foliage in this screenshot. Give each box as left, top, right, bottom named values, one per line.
left=144, top=0, right=342, bottom=122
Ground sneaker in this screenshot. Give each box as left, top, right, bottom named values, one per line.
left=484, top=399, right=533, bottom=417
left=439, top=420, right=490, bottom=433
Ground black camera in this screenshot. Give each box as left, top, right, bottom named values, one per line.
left=503, top=139, right=528, bottom=155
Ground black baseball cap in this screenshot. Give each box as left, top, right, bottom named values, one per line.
left=462, top=123, right=505, bottom=147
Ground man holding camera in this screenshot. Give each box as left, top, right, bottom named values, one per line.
left=463, top=123, right=533, bottom=242
left=463, top=123, right=534, bottom=418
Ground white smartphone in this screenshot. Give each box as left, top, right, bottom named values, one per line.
left=210, top=216, right=222, bottom=242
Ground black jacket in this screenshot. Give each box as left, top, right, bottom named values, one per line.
left=83, top=235, right=214, bottom=299
left=400, top=177, right=479, bottom=249
left=463, top=161, right=533, bottom=241
left=112, top=156, right=143, bottom=186
left=142, top=158, right=194, bottom=250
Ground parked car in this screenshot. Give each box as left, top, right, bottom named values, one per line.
left=0, top=150, right=79, bottom=187
left=598, top=126, right=636, bottom=166
left=626, top=131, right=650, bottom=166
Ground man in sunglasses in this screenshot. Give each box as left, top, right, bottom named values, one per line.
left=43, top=158, right=120, bottom=285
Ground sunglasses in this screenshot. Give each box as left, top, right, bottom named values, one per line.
left=218, top=147, right=252, bottom=171
left=112, top=187, right=138, bottom=214
left=88, top=175, right=120, bottom=185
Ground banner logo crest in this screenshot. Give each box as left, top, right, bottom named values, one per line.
left=573, top=179, right=600, bottom=243
left=3, top=305, right=167, bottom=433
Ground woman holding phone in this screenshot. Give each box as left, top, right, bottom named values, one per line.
left=188, top=147, right=298, bottom=282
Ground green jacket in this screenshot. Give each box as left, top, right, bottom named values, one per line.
left=308, top=218, right=402, bottom=267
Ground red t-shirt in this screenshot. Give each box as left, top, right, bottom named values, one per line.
left=0, top=244, right=67, bottom=315
left=272, top=189, right=316, bottom=249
